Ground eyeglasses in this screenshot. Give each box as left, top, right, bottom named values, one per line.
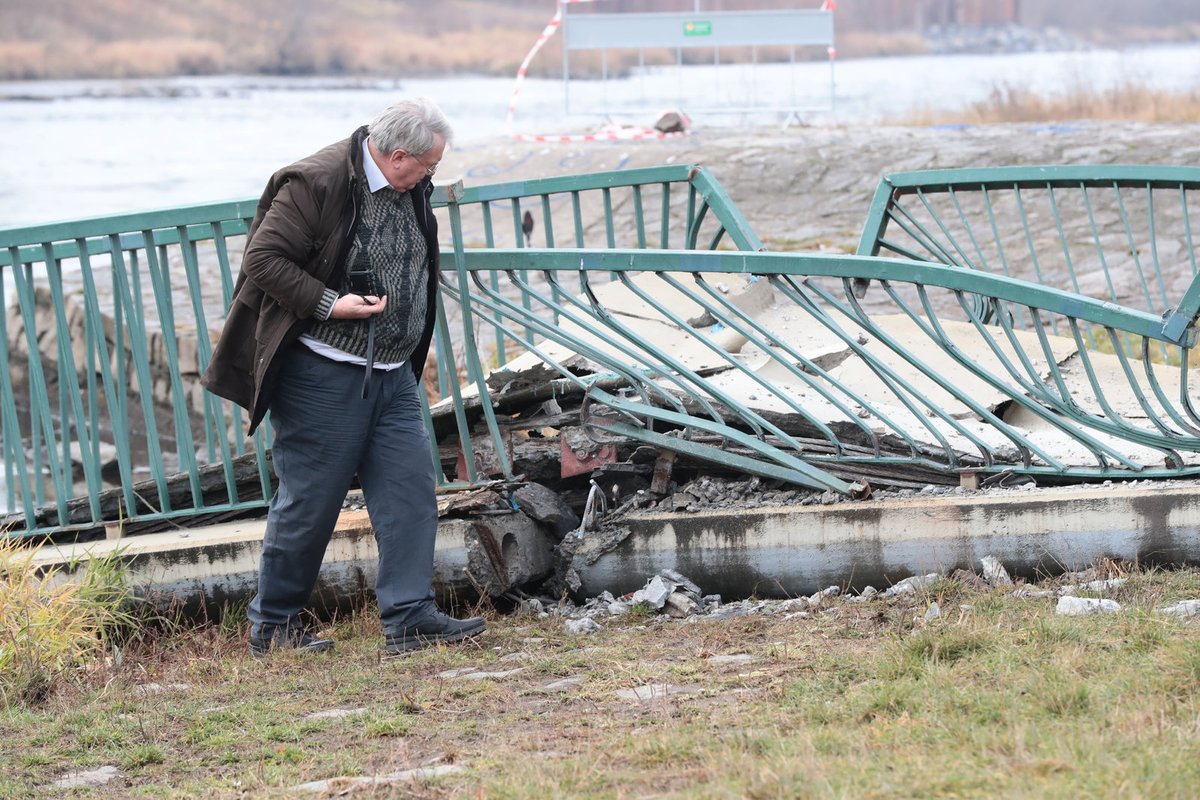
left=406, top=150, right=438, bottom=177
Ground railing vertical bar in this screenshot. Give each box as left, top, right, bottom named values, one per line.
left=1141, top=338, right=1200, bottom=437
left=632, top=184, right=646, bottom=249
left=602, top=187, right=617, bottom=280
left=11, top=253, right=64, bottom=518
left=76, top=243, right=132, bottom=524
left=447, top=200, right=513, bottom=482
left=510, top=198, right=534, bottom=347
left=685, top=183, right=698, bottom=249
left=1104, top=325, right=1182, bottom=439
left=1114, top=183, right=1158, bottom=315
left=1182, top=186, right=1198, bottom=277
left=1138, top=184, right=1172, bottom=364
left=180, top=224, right=238, bottom=508
left=1014, top=186, right=1060, bottom=336
left=1178, top=349, right=1200, bottom=432
left=106, top=237, right=134, bottom=498
left=660, top=182, right=671, bottom=249
left=602, top=187, right=616, bottom=249
left=897, top=190, right=962, bottom=265
left=114, top=237, right=171, bottom=514
left=1048, top=184, right=1096, bottom=351
left=688, top=168, right=764, bottom=251
left=571, top=190, right=585, bottom=292
left=432, top=289, right=475, bottom=485
left=886, top=198, right=964, bottom=266
left=1144, top=185, right=1171, bottom=310
left=1081, top=183, right=1132, bottom=356
left=146, top=232, right=204, bottom=509
left=211, top=220, right=249, bottom=458
left=0, top=249, right=37, bottom=528
left=947, top=186, right=995, bottom=275
left=420, top=384, right=446, bottom=486
left=46, top=245, right=99, bottom=521
left=981, top=187, right=1028, bottom=329
left=1080, top=185, right=1119, bottom=301
left=541, top=192, right=561, bottom=328
left=686, top=199, right=711, bottom=250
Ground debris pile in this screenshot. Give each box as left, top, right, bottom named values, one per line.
left=510, top=556, right=1200, bottom=634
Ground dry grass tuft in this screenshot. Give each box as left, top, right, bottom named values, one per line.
left=0, top=537, right=136, bottom=707
left=907, top=79, right=1200, bottom=125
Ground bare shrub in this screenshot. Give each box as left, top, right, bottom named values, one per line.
left=0, top=41, right=48, bottom=80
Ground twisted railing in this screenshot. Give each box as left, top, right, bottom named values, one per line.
left=6, top=163, right=1200, bottom=538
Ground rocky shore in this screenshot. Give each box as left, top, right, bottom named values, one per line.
left=444, top=120, right=1200, bottom=255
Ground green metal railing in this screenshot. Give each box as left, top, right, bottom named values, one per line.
left=7, top=163, right=1200, bottom=538
left=1, top=202, right=271, bottom=537
left=856, top=165, right=1200, bottom=354
left=430, top=164, right=768, bottom=487
left=1, top=165, right=774, bottom=536
left=440, top=246, right=1200, bottom=488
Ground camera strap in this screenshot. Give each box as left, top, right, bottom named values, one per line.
left=360, top=315, right=376, bottom=399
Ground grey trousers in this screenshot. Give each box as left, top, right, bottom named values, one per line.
left=248, top=345, right=437, bottom=637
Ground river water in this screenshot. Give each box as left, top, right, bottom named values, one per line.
left=3, top=43, right=1200, bottom=228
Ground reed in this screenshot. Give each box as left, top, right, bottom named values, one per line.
left=909, top=79, right=1200, bottom=124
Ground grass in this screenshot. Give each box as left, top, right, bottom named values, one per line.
left=0, top=563, right=1198, bottom=797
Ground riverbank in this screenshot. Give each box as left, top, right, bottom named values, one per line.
left=5, top=0, right=1196, bottom=81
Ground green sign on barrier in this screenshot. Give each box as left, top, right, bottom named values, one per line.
left=683, top=20, right=712, bottom=36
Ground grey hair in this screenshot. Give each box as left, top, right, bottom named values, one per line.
left=368, top=97, right=454, bottom=156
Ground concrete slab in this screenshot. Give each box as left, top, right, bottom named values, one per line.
left=32, top=508, right=554, bottom=616
left=569, top=482, right=1200, bottom=599
left=29, top=481, right=1200, bottom=614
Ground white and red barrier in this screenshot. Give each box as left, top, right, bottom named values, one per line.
left=505, top=0, right=836, bottom=143
left=505, top=0, right=692, bottom=143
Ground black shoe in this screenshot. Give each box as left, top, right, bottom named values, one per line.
left=384, top=612, right=486, bottom=657
left=249, top=628, right=335, bottom=657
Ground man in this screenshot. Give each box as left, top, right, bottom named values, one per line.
left=202, top=97, right=485, bottom=658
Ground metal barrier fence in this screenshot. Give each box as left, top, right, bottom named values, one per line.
left=1, top=203, right=268, bottom=537
left=0, top=165, right=760, bottom=536
left=857, top=166, right=1200, bottom=356
left=6, top=163, right=1200, bottom=539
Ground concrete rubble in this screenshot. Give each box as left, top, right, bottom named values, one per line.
left=1056, top=596, right=1122, bottom=616
left=291, top=764, right=464, bottom=793
left=511, top=557, right=1199, bottom=631
left=34, top=470, right=1200, bottom=620
left=46, top=766, right=124, bottom=789
left=1157, top=600, right=1200, bottom=618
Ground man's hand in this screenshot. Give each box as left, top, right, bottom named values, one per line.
left=330, top=294, right=388, bottom=319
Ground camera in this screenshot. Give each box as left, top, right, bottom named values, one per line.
left=347, top=263, right=377, bottom=297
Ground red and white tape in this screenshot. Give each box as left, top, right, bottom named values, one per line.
left=505, top=0, right=691, bottom=143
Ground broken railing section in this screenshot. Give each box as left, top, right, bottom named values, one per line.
left=432, top=247, right=1200, bottom=496
left=856, top=165, right=1200, bottom=358
left=428, top=164, right=766, bottom=489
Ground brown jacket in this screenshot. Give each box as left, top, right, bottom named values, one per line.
left=201, top=126, right=440, bottom=433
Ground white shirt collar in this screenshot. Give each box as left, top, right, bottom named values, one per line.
left=361, top=137, right=390, bottom=193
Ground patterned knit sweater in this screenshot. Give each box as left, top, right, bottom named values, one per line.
left=307, top=180, right=429, bottom=365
